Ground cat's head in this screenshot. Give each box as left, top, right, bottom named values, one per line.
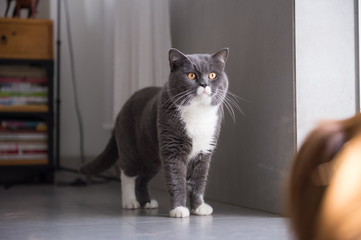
left=167, top=48, right=229, bottom=107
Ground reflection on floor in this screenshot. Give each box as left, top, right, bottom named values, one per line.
left=0, top=171, right=291, bottom=240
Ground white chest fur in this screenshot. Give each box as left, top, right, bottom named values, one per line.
left=179, top=101, right=219, bottom=159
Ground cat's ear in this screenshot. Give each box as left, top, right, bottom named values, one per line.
left=212, top=48, right=229, bottom=70
left=169, top=48, right=191, bottom=71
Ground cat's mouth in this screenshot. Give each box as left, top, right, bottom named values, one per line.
left=193, top=86, right=213, bottom=105
left=196, top=86, right=212, bottom=96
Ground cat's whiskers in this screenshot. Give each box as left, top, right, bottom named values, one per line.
left=169, top=94, right=190, bottom=120
left=222, top=96, right=236, bottom=122
left=168, top=92, right=194, bottom=120
left=216, top=89, right=245, bottom=116
left=218, top=89, right=248, bottom=102
left=167, top=91, right=193, bottom=111
left=225, top=95, right=244, bottom=115
left=212, top=90, right=244, bottom=122
left=162, top=89, right=190, bottom=107
left=179, top=92, right=194, bottom=106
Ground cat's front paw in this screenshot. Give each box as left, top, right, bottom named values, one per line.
left=144, top=199, right=159, bottom=209
left=170, top=206, right=190, bottom=218
left=122, top=199, right=140, bottom=209
left=192, top=203, right=213, bottom=216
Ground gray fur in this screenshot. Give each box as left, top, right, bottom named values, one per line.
left=80, top=48, right=229, bottom=212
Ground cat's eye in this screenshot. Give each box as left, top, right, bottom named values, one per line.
left=209, top=72, right=217, bottom=80
left=187, top=73, right=196, bottom=80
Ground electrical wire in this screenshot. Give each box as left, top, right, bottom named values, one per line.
left=55, top=0, right=61, bottom=169
left=63, top=0, right=85, bottom=164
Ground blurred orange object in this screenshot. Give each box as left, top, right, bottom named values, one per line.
left=287, top=113, right=361, bottom=240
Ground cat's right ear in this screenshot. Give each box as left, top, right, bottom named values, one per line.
left=169, top=48, right=190, bottom=72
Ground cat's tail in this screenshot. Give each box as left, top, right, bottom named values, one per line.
left=79, top=132, right=118, bottom=175
left=287, top=113, right=361, bottom=240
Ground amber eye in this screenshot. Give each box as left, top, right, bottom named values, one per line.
left=209, top=72, right=217, bottom=80
left=187, top=73, right=196, bottom=80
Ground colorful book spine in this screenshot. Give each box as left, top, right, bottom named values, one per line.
left=0, top=77, right=48, bottom=108
left=0, top=142, right=48, bottom=150
left=0, top=133, right=47, bottom=141
left=0, top=120, right=48, bottom=161
left=0, top=121, right=47, bottom=131
left=0, top=97, right=47, bottom=105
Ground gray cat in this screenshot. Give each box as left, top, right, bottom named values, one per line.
left=80, top=48, right=229, bottom=218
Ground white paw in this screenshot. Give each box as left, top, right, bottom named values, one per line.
left=170, top=206, right=190, bottom=218
left=192, top=203, right=213, bottom=216
left=122, top=199, right=140, bottom=209
left=144, top=199, right=159, bottom=209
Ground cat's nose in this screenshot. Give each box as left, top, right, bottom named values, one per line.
left=199, top=82, right=208, bottom=88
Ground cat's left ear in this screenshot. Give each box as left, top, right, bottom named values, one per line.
left=169, top=48, right=191, bottom=72
left=212, top=48, right=229, bottom=70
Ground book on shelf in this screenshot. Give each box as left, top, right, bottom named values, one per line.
left=0, top=142, right=48, bottom=151
left=0, top=82, right=48, bottom=107
left=0, top=120, right=47, bottom=131
left=0, top=120, right=48, bottom=162
left=0, top=82, right=47, bottom=91
left=0, top=143, right=47, bottom=160
left=0, top=132, right=47, bottom=141
left=0, top=64, right=48, bottom=110
left=0, top=65, right=46, bottom=79
left=0, top=97, right=47, bottom=106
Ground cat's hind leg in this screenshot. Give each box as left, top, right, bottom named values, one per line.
left=135, top=168, right=159, bottom=209
left=121, top=170, right=140, bottom=209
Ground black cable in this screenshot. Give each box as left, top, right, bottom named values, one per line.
left=58, top=167, right=120, bottom=182
left=55, top=167, right=118, bottom=187
left=63, top=0, right=85, bottom=164
left=55, top=0, right=61, bottom=169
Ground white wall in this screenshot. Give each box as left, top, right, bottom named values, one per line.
left=296, top=0, right=358, bottom=146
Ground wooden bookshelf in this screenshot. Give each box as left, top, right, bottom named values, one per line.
left=0, top=18, right=54, bottom=183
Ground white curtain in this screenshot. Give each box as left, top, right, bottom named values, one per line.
left=102, top=0, right=115, bottom=129
left=113, top=0, right=171, bottom=121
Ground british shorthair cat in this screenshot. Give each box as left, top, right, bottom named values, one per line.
left=80, top=48, right=231, bottom=218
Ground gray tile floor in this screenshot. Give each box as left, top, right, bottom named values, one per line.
left=0, top=171, right=291, bottom=240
